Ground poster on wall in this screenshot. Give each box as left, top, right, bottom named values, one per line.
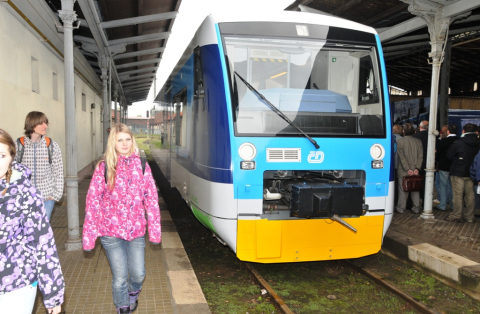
left=393, top=97, right=432, bottom=127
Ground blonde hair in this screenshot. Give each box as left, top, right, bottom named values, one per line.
left=0, top=128, right=16, bottom=196
left=102, top=123, right=138, bottom=190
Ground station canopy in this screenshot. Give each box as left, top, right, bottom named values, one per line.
left=45, top=0, right=182, bottom=104
left=43, top=0, right=480, bottom=101
left=287, top=0, right=480, bottom=97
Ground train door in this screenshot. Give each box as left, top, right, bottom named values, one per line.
left=170, top=89, right=188, bottom=192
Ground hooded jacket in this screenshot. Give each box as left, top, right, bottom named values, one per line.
left=447, top=132, right=480, bottom=177
left=0, top=162, right=65, bottom=308
left=14, top=136, right=64, bottom=201
left=82, top=152, right=161, bottom=250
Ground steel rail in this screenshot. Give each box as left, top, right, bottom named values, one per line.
left=244, top=262, right=295, bottom=314
left=344, top=260, right=442, bottom=314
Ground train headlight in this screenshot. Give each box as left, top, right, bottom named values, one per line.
left=370, top=144, right=385, bottom=160
left=238, top=143, right=257, bottom=161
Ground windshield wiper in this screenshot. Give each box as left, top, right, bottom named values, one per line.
left=234, top=71, right=320, bottom=149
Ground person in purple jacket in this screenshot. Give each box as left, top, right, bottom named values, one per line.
left=0, top=128, right=64, bottom=314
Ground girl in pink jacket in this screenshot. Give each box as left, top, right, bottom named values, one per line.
left=83, top=123, right=161, bottom=314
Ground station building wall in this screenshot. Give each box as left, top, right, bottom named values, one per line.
left=0, top=1, right=104, bottom=178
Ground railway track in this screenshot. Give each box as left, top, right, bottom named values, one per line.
left=244, top=260, right=443, bottom=314
left=150, top=159, right=472, bottom=314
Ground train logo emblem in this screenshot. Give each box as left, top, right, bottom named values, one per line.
left=307, top=151, right=324, bottom=163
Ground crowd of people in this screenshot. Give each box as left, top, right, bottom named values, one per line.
left=394, top=121, right=480, bottom=223
left=0, top=112, right=160, bottom=314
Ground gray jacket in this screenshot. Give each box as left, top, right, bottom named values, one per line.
left=397, top=135, right=423, bottom=178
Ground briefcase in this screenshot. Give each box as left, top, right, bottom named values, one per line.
left=402, top=175, right=424, bottom=192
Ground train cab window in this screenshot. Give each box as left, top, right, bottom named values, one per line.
left=358, top=56, right=379, bottom=105
left=223, top=36, right=385, bottom=137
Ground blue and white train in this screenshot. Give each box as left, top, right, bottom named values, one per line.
left=155, top=11, right=393, bottom=263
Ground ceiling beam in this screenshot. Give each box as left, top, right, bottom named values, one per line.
left=384, top=24, right=480, bottom=45
left=122, top=78, right=154, bottom=87
left=117, top=67, right=158, bottom=76
left=115, top=58, right=161, bottom=69
left=379, top=0, right=480, bottom=42
left=126, top=89, right=149, bottom=95
left=452, top=36, right=480, bottom=47
left=108, top=32, right=171, bottom=46
left=124, top=88, right=151, bottom=95
left=330, top=0, right=363, bottom=16
left=100, top=11, right=178, bottom=29
left=383, top=41, right=430, bottom=52
left=122, top=73, right=156, bottom=82
left=124, top=82, right=152, bottom=89
left=124, top=86, right=151, bottom=92
left=363, top=4, right=408, bottom=26
left=444, top=0, right=480, bottom=19
left=113, top=47, right=165, bottom=60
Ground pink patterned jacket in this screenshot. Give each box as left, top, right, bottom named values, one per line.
left=82, top=153, right=161, bottom=250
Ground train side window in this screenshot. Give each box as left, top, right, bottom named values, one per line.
left=194, top=47, right=204, bottom=98
left=358, top=55, right=378, bottom=105
left=173, top=89, right=188, bottom=148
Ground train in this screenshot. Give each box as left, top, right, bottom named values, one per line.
left=154, top=11, right=393, bottom=263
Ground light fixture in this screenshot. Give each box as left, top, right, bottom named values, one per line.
left=370, top=144, right=385, bottom=160
left=238, top=143, right=257, bottom=161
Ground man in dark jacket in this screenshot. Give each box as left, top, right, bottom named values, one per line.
left=445, top=123, right=480, bottom=222
left=435, top=124, right=458, bottom=211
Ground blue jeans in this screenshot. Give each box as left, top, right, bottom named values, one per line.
left=437, top=170, right=453, bottom=210
left=100, top=236, right=146, bottom=308
left=44, top=199, right=56, bottom=220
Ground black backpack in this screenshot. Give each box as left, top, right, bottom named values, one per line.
left=104, top=156, right=147, bottom=183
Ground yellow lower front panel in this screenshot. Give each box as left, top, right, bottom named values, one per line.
left=237, top=215, right=384, bottom=263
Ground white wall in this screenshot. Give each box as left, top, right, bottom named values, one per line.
left=0, top=2, right=104, bottom=174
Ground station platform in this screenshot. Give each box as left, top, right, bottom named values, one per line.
left=32, top=167, right=211, bottom=314
left=384, top=206, right=480, bottom=300
left=30, top=156, right=480, bottom=313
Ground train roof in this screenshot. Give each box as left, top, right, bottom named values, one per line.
left=209, top=11, right=378, bottom=35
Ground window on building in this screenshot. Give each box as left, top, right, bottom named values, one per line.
left=31, top=57, right=39, bottom=93
left=417, top=90, right=422, bottom=96
left=448, top=87, right=451, bottom=95
left=474, top=82, right=478, bottom=92
left=82, top=93, right=86, bottom=112
left=53, top=72, right=58, bottom=101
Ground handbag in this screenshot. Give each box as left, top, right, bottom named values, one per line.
left=402, top=175, right=424, bottom=192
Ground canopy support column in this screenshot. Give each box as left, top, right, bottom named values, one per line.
left=59, top=0, right=81, bottom=251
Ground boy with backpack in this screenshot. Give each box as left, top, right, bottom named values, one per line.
left=15, top=111, right=64, bottom=220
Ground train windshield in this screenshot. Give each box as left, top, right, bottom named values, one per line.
left=223, top=36, right=385, bottom=137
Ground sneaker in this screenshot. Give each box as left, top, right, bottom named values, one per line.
left=444, top=216, right=462, bottom=223
left=395, top=209, right=404, bottom=214
left=464, top=218, right=474, bottom=223
left=433, top=199, right=440, bottom=204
